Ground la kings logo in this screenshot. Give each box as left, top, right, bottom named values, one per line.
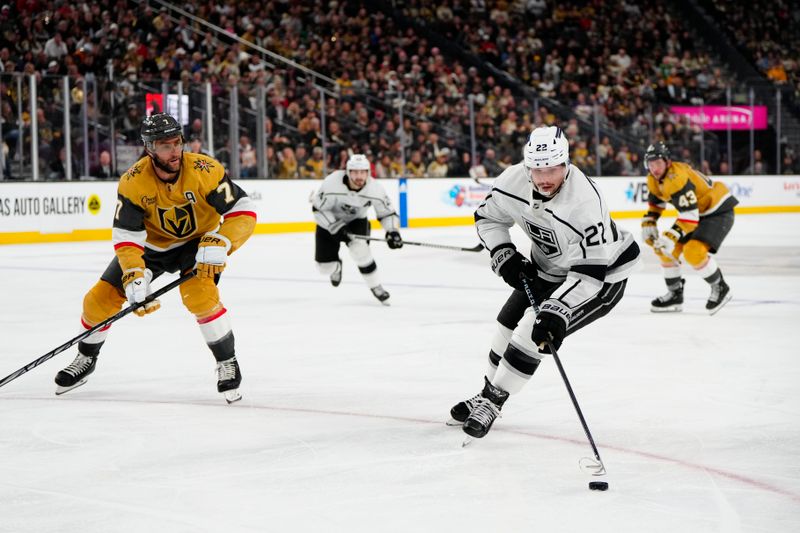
left=524, top=220, right=561, bottom=258
left=342, top=202, right=367, bottom=215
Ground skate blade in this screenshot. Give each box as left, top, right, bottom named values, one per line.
left=446, top=418, right=464, bottom=427
left=55, top=379, right=88, bottom=396
left=462, top=436, right=474, bottom=448
left=650, top=305, right=682, bottom=313
left=708, top=294, right=732, bottom=315
left=378, top=299, right=391, bottom=307
left=223, top=389, right=242, bottom=404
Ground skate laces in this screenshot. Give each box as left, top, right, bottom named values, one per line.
left=464, top=393, right=482, bottom=410
left=709, top=282, right=723, bottom=302
left=64, top=354, right=93, bottom=376
left=656, top=290, right=678, bottom=303
left=469, top=397, right=501, bottom=426
left=217, top=358, right=238, bottom=381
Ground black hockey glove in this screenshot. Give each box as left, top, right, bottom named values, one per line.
left=491, top=245, right=536, bottom=291
left=386, top=231, right=403, bottom=249
left=333, top=227, right=352, bottom=244
left=531, top=299, right=569, bottom=352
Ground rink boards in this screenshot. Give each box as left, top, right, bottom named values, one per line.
left=1, top=175, right=799, bottom=244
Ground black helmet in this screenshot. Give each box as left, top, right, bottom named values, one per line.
left=140, top=113, right=182, bottom=144
left=644, top=142, right=671, bottom=164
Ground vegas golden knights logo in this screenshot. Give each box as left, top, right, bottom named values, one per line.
left=157, top=202, right=197, bottom=238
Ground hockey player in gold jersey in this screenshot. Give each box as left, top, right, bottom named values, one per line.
left=54, top=113, right=257, bottom=402
left=641, top=142, right=736, bottom=314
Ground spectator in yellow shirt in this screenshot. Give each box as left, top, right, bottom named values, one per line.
left=406, top=150, right=427, bottom=178
left=276, top=147, right=299, bottom=179
left=426, top=148, right=451, bottom=177
left=302, top=146, right=326, bottom=179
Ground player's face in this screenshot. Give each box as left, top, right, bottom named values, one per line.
left=529, top=165, right=567, bottom=196
left=151, top=136, right=184, bottom=175
left=348, top=169, right=369, bottom=189
left=647, top=158, right=668, bottom=179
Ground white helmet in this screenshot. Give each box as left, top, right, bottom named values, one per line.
left=523, top=126, right=569, bottom=169
left=346, top=154, right=370, bottom=172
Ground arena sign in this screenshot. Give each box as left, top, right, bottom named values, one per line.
left=669, top=106, right=767, bottom=130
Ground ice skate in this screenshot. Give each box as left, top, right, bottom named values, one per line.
left=447, top=392, right=483, bottom=426
left=651, top=279, right=684, bottom=313
left=462, top=378, right=509, bottom=443
left=55, top=353, right=97, bottom=395
left=706, top=278, right=731, bottom=315
left=371, top=285, right=391, bottom=306
left=330, top=261, right=342, bottom=287
left=216, top=356, right=242, bottom=404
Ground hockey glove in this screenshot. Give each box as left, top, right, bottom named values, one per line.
left=531, top=299, right=569, bottom=352
left=491, top=245, right=537, bottom=291
left=122, top=268, right=160, bottom=317
left=653, top=225, right=683, bottom=258
left=641, top=216, right=659, bottom=246
left=386, top=231, right=403, bottom=249
left=195, top=232, right=231, bottom=278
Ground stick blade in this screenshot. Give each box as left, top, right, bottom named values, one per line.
left=579, top=457, right=607, bottom=476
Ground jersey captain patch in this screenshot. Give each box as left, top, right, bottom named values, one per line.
left=158, top=202, right=198, bottom=238
left=524, top=220, right=562, bottom=258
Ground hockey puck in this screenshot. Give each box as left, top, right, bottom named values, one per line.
left=588, top=481, right=609, bottom=491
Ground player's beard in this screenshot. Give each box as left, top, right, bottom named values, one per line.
left=348, top=176, right=366, bottom=190
left=151, top=150, right=183, bottom=178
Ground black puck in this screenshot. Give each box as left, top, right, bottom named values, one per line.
left=588, top=481, right=609, bottom=491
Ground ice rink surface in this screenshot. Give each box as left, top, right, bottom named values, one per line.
left=1, top=214, right=799, bottom=533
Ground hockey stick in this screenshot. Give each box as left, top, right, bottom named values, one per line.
left=520, top=277, right=608, bottom=477
left=0, top=271, right=196, bottom=390
left=348, top=233, right=484, bottom=253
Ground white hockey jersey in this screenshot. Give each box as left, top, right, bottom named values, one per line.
left=475, top=163, right=640, bottom=309
left=311, top=170, right=400, bottom=233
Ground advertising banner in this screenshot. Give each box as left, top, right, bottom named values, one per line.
left=0, top=182, right=116, bottom=237
left=406, top=178, right=492, bottom=224
left=669, top=106, right=768, bottom=130
left=600, top=175, right=800, bottom=215
left=2, top=176, right=798, bottom=244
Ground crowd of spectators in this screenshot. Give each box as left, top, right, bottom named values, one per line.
left=1, top=0, right=797, bottom=180
left=697, top=0, right=800, bottom=173
left=701, top=0, right=799, bottom=99
left=402, top=0, right=744, bottom=172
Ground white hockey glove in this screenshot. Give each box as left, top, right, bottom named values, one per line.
left=122, top=268, right=160, bottom=317
left=653, top=225, right=684, bottom=258
left=195, top=232, right=231, bottom=278
left=641, top=216, right=659, bottom=245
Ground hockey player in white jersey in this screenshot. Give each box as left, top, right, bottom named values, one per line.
left=450, top=126, right=640, bottom=439
left=311, top=154, right=403, bottom=304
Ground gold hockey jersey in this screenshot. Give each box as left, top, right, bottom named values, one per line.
left=113, top=151, right=257, bottom=273
left=646, top=161, right=738, bottom=234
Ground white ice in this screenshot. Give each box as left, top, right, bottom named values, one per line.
left=1, top=214, right=799, bottom=533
